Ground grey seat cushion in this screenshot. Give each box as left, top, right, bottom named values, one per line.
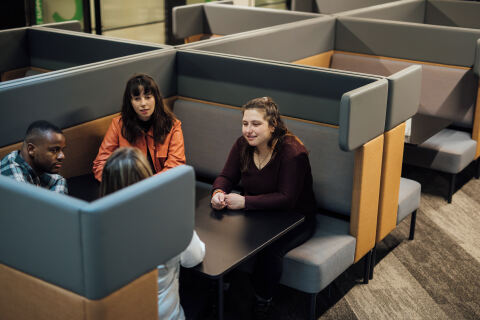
left=280, top=215, right=356, bottom=294
left=397, top=178, right=421, bottom=225
left=404, top=129, right=477, bottom=174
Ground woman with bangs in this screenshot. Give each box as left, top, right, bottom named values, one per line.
left=93, top=73, right=185, bottom=181
left=211, top=97, right=316, bottom=319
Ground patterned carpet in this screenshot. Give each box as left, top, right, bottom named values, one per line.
left=187, top=163, right=480, bottom=320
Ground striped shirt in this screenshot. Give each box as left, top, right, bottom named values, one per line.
left=0, top=150, right=68, bottom=194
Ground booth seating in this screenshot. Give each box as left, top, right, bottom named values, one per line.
left=173, top=50, right=389, bottom=319
left=0, top=166, right=196, bottom=320
left=172, top=2, right=320, bottom=44
left=290, top=0, right=400, bottom=15
left=0, top=26, right=166, bottom=83
left=180, top=7, right=480, bottom=203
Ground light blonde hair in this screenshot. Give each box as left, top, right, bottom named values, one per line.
left=100, top=147, right=153, bottom=196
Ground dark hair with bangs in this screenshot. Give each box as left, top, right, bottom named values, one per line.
left=121, top=73, right=175, bottom=144
left=239, top=97, right=292, bottom=172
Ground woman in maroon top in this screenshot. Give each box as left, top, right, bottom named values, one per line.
left=211, top=97, right=316, bottom=319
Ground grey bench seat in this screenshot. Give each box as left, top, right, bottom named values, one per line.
left=397, top=178, right=421, bottom=225
left=281, top=214, right=356, bottom=294
left=404, top=128, right=477, bottom=175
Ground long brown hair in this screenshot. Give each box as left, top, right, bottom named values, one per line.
left=121, top=73, right=176, bottom=144
left=240, top=97, right=290, bottom=172
left=100, top=147, right=153, bottom=196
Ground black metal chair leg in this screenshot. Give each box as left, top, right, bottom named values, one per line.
left=476, top=159, right=480, bottom=179
left=369, top=246, right=376, bottom=280
left=363, top=250, right=372, bottom=284
left=447, top=173, right=456, bottom=203
left=308, top=292, right=317, bottom=320
left=409, top=210, right=417, bottom=240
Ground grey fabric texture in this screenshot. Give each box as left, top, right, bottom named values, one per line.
left=336, top=16, right=480, bottom=67
left=475, top=39, right=480, bottom=77
left=176, top=50, right=380, bottom=150
left=0, top=166, right=195, bottom=300
left=315, top=0, right=400, bottom=14
left=332, top=55, right=422, bottom=130
left=334, top=0, right=424, bottom=22
left=404, top=129, right=477, bottom=174
left=339, top=79, right=388, bottom=151
left=291, top=0, right=314, bottom=12
left=331, top=52, right=477, bottom=129
left=203, top=4, right=319, bottom=35
left=425, top=0, right=480, bottom=29
left=28, top=28, right=163, bottom=70
left=0, top=28, right=29, bottom=73
left=0, top=49, right=176, bottom=147
left=33, top=20, right=83, bottom=32
left=183, top=17, right=335, bottom=63
left=284, top=118, right=355, bottom=215
left=173, top=3, right=206, bottom=39
left=396, top=177, right=421, bottom=224
left=0, top=175, right=87, bottom=296
left=386, top=65, right=422, bottom=130
left=173, top=99, right=242, bottom=180
left=280, top=214, right=356, bottom=293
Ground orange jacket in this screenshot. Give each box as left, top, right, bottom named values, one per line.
left=92, top=116, right=186, bottom=181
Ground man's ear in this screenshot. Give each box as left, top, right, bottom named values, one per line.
left=27, top=143, right=36, bottom=157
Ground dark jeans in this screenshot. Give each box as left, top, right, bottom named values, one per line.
left=251, top=216, right=316, bottom=299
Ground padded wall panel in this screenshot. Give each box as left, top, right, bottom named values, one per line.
left=285, top=118, right=355, bottom=215
left=173, top=4, right=206, bottom=39
left=0, top=28, right=29, bottom=73
left=203, top=4, right=319, bottom=35
left=0, top=50, right=176, bottom=147
left=80, top=165, right=195, bottom=299
left=177, top=50, right=374, bottom=126
left=315, top=0, right=399, bottom=14
left=0, top=176, right=87, bottom=295
left=426, top=0, right=480, bottom=29
left=28, top=28, right=163, bottom=70
left=186, top=17, right=335, bottom=63
left=336, top=17, right=480, bottom=67
left=337, top=0, right=424, bottom=22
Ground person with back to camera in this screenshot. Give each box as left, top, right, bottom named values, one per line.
left=0, top=120, right=68, bottom=194
left=210, top=97, right=316, bottom=320
left=100, top=147, right=205, bottom=320
left=93, top=73, right=186, bottom=182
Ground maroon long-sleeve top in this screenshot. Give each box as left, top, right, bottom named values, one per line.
left=212, top=135, right=317, bottom=218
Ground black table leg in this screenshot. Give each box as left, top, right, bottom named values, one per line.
left=217, top=276, right=224, bottom=320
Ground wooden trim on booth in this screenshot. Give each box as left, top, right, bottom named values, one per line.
left=472, top=83, right=480, bottom=159
left=184, top=33, right=222, bottom=44
left=333, top=50, right=471, bottom=70
left=176, top=96, right=339, bottom=129
left=350, top=134, right=383, bottom=263
left=0, top=263, right=158, bottom=320
left=292, top=50, right=334, bottom=68
left=376, top=123, right=405, bottom=243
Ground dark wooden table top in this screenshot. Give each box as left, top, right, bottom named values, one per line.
left=404, top=113, right=452, bottom=145
left=194, top=183, right=305, bottom=278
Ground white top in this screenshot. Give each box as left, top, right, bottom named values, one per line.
left=157, top=231, right=205, bottom=320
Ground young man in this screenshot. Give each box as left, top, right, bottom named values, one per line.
left=0, top=120, right=68, bottom=194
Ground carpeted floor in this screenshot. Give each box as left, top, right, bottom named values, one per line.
left=184, top=163, right=480, bottom=320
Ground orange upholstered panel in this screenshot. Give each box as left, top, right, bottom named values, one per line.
left=292, top=50, right=333, bottom=68
left=350, top=134, right=384, bottom=263
left=376, top=123, right=406, bottom=243
left=0, top=263, right=158, bottom=320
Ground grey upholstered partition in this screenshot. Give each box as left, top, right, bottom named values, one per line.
left=177, top=50, right=387, bottom=151
left=173, top=3, right=320, bottom=41
left=33, top=20, right=83, bottom=32
left=184, top=17, right=335, bottom=62
left=0, top=43, right=175, bottom=147
left=0, top=165, right=195, bottom=299
left=292, top=0, right=400, bottom=14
